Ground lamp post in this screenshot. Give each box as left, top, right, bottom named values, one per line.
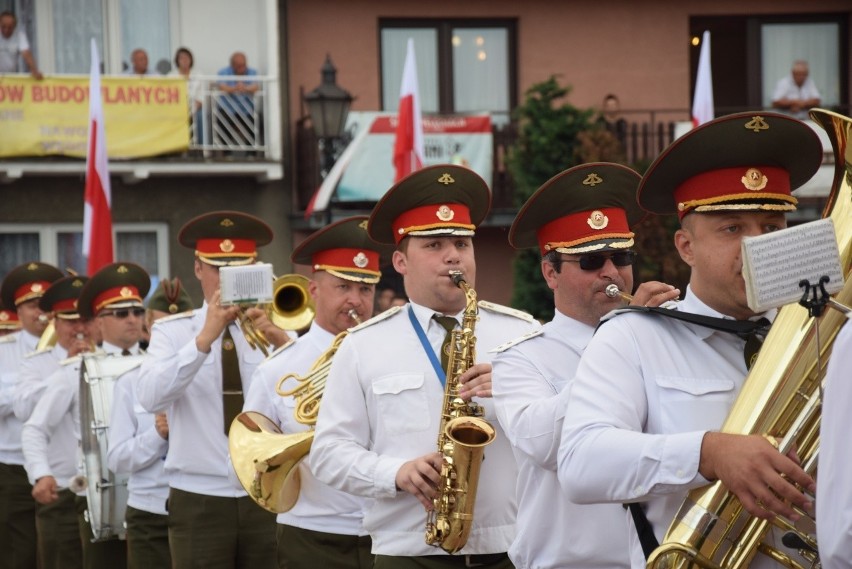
left=303, top=55, right=354, bottom=178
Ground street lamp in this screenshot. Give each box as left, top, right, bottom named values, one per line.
left=303, top=55, right=354, bottom=178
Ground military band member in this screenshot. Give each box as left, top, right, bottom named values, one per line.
left=0, top=262, right=63, bottom=569
left=492, top=163, right=679, bottom=569
left=243, top=215, right=385, bottom=569
left=137, top=211, right=283, bottom=569
left=311, top=165, right=541, bottom=569
left=557, top=112, right=822, bottom=568
left=0, top=300, right=22, bottom=336
left=19, top=274, right=93, bottom=569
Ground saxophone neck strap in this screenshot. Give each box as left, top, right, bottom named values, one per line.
left=600, top=306, right=769, bottom=340
left=408, top=305, right=447, bottom=387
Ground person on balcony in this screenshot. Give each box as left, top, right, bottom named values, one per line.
left=0, top=11, right=42, bottom=79
left=771, top=60, right=821, bottom=120
left=171, top=47, right=204, bottom=145
left=216, top=52, right=262, bottom=149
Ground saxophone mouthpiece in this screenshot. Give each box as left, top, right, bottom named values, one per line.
left=348, top=309, right=362, bottom=325
left=38, top=314, right=49, bottom=324
left=604, top=284, right=634, bottom=302
left=448, top=270, right=465, bottom=286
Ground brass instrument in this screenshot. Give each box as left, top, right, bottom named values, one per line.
left=647, top=109, right=852, bottom=569
left=35, top=318, right=56, bottom=351
left=605, top=283, right=634, bottom=303
left=425, top=270, right=496, bottom=554
left=229, top=308, right=359, bottom=513
left=234, top=274, right=316, bottom=357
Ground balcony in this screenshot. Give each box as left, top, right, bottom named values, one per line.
left=0, top=74, right=282, bottom=184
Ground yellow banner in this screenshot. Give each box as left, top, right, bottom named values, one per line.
left=0, top=75, right=189, bottom=158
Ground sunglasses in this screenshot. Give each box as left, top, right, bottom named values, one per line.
left=100, top=308, right=146, bottom=319
left=563, top=251, right=637, bottom=271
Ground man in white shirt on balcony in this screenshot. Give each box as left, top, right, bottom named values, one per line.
left=0, top=11, right=42, bottom=79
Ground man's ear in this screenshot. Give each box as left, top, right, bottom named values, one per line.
left=392, top=250, right=407, bottom=275
left=541, top=260, right=559, bottom=291
left=674, top=227, right=696, bottom=267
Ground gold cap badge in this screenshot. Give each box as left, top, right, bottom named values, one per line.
left=220, top=239, right=235, bottom=253
left=220, top=218, right=235, bottom=227
left=353, top=252, right=369, bottom=268
left=587, top=210, right=609, bottom=230
left=582, top=173, right=604, bottom=187
left=120, top=287, right=133, bottom=298
left=741, top=168, right=768, bottom=191
left=437, top=173, right=455, bottom=185
left=436, top=205, right=455, bottom=222
left=744, top=116, right=769, bottom=133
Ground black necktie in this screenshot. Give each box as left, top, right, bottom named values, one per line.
left=221, top=326, right=243, bottom=435
left=121, top=349, right=132, bottom=356
left=742, top=317, right=771, bottom=370
left=433, top=315, right=457, bottom=371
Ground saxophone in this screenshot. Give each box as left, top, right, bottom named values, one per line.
left=425, top=270, right=497, bottom=554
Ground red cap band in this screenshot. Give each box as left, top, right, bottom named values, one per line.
left=312, top=248, right=380, bottom=275
left=0, top=309, right=20, bottom=326
left=52, top=298, right=79, bottom=314
left=14, top=281, right=51, bottom=305
left=93, top=285, right=142, bottom=314
left=674, top=166, right=795, bottom=219
left=195, top=238, right=257, bottom=259
left=391, top=203, right=474, bottom=245
left=537, top=207, right=633, bottom=254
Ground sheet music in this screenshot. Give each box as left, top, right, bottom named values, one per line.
left=219, top=263, right=274, bottom=305
left=742, top=218, right=844, bottom=313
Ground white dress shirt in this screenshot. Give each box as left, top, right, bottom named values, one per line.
left=492, top=310, right=630, bottom=568
left=21, top=355, right=84, bottom=488
left=14, top=344, right=67, bottom=422
left=0, top=330, right=41, bottom=465
left=137, top=304, right=265, bottom=497
left=311, top=300, right=540, bottom=556
left=244, top=321, right=369, bottom=534
left=771, top=76, right=821, bottom=119
left=557, top=287, right=791, bottom=568
left=107, top=363, right=169, bottom=516
left=817, top=319, right=852, bottom=569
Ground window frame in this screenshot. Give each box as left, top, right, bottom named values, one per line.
left=378, top=17, right=518, bottom=120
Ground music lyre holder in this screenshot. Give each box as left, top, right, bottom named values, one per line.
left=798, top=276, right=850, bottom=318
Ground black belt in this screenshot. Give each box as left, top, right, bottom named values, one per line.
left=421, top=552, right=509, bottom=567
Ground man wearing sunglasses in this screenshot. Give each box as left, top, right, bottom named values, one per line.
left=491, top=163, right=679, bottom=568
left=557, top=113, right=823, bottom=567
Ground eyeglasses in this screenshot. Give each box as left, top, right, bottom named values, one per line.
left=100, top=308, right=146, bottom=319
left=563, top=251, right=637, bottom=271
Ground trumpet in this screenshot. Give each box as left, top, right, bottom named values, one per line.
left=604, top=284, right=634, bottom=302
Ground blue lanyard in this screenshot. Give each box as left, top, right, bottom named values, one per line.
left=408, top=306, right=447, bottom=387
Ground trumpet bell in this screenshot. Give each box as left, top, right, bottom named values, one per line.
left=270, top=274, right=315, bottom=333
left=228, top=411, right=314, bottom=513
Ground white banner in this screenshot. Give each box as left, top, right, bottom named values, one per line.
left=336, top=112, right=493, bottom=202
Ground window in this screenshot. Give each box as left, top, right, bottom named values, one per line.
left=380, top=19, right=516, bottom=125
left=0, top=223, right=170, bottom=292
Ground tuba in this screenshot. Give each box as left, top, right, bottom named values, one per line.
left=647, top=109, right=852, bottom=569
left=228, top=309, right=357, bottom=513
left=425, top=270, right=496, bottom=554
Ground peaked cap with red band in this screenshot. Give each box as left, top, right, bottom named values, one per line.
left=368, top=164, right=491, bottom=245
left=638, top=111, right=823, bottom=219
left=38, top=276, right=90, bottom=320
left=178, top=210, right=273, bottom=266
left=1, top=262, right=64, bottom=309
left=78, top=262, right=151, bottom=319
left=147, top=277, right=194, bottom=315
left=0, top=303, right=21, bottom=330
left=292, top=216, right=390, bottom=284
left=510, top=163, right=645, bottom=255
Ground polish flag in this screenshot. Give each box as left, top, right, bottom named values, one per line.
left=691, top=31, right=714, bottom=127
left=393, top=38, right=424, bottom=183
left=83, top=38, right=114, bottom=275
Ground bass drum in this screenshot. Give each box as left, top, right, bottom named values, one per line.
left=79, top=352, right=144, bottom=541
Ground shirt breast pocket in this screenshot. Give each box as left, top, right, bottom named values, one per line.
left=373, top=373, right=430, bottom=434
left=654, top=375, right=736, bottom=433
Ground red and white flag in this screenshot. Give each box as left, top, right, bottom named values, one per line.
left=83, top=38, right=114, bottom=275
left=691, top=30, right=714, bottom=127
left=393, top=38, right=424, bottom=183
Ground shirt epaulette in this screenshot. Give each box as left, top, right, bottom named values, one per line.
left=0, top=334, right=17, bottom=345
left=25, top=347, right=53, bottom=359
left=59, top=354, right=83, bottom=366
left=155, top=310, right=195, bottom=324
left=264, top=338, right=296, bottom=361
left=477, top=300, right=536, bottom=323
left=349, top=305, right=403, bottom=332
left=490, top=328, right=545, bottom=353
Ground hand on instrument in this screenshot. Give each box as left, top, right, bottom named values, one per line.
left=67, top=334, right=94, bottom=357
left=244, top=306, right=292, bottom=348
left=155, top=413, right=169, bottom=440
left=457, top=362, right=493, bottom=400
left=395, top=452, right=442, bottom=510
left=32, top=476, right=59, bottom=505
left=196, top=290, right=239, bottom=353
left=629, top=281, right=680, bottom=308
left=699, top=432, right=815, bottom=521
